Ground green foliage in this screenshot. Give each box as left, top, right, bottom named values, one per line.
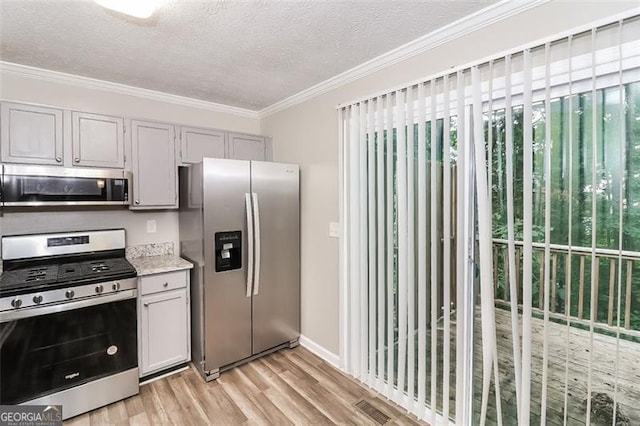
left=375, top=81, right=640, bottom=333
left=488, top=82, right=640, bottom=330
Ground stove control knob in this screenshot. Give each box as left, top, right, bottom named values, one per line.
left=95, top=285, right=104, bottom=294
left=112, top=282, right=121, bottom=291
left=65, top=290, right=75, bottom=299
left=33, top=295, right=43, bottom=304
left=11, top=298, right=22, bottom=309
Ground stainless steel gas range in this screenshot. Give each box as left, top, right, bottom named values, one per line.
left=0, top=229, right=139, bottom=420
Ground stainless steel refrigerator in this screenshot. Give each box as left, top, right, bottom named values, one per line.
left=179, top=158, right=300, bottom=381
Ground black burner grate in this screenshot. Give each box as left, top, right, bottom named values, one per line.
left=0, top=265, right=58, bottom=293
left=25, top=268, right=51, bottom=282
left=0, top=257, right=136, bottom=297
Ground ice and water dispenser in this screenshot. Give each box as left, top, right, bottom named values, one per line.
left=214, top=231, right=242, bottom=272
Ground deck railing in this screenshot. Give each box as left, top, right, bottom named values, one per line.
left=491, top=239, right=640, bottom=333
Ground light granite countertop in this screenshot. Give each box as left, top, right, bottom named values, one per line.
left=127, top=255, right=193, bottom=276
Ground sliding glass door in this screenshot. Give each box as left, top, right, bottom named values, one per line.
left=340, top=14, right=639, bottom=426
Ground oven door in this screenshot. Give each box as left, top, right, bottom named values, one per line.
left=0, top=291, right=137, bottom=405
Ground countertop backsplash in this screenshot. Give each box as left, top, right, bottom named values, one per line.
left=125, top=242, right=175, bottom=259
left=0, top=242, right=178, bottom=276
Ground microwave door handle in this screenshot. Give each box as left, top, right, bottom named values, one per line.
left=245, top=193, right=254, bottom=298
left=252, top=192, right=261, bottom=296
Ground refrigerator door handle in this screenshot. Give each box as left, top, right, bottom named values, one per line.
left=245, top=193, right=254, bottom=298
left=252, top=192, right=261, bottom=296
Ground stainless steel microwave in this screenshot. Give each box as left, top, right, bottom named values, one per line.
left=1, top=165, right=131, bottom=206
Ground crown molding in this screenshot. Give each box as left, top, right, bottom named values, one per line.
left=0, top=61, right=260, bottom=119
left=258, top=0, right=550, bottom=119
left=0, top=0, right=548, bottom=122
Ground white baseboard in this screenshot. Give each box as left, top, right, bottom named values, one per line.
left=299, top=335, right=341, bottom=369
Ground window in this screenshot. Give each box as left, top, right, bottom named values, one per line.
left=340, top=16, right=640, bottom=426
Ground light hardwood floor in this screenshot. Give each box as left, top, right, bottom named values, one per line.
left=64, top=346, right=425, bottom=425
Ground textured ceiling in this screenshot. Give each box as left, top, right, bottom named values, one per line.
left=0, top=0, right=496, bottom=110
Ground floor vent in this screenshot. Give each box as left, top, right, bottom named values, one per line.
left=355, top=399, right=391, bottom=425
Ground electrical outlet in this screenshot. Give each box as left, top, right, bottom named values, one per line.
left=146, top=219, right=157, bottom=233
left=329, top=222, right=340, bottom=238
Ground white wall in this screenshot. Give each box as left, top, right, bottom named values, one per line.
left=0, top=210, right=178, bottom=247
left=0, top=72, right=261, bottom=248
left=261, top=0, right=639, bottom=356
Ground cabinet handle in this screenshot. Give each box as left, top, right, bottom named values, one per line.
left=135, top=200, right=140, bottom=205
left=55, top=156, right=62, bottom=163
left=163, top=282, right=169, bottom=287
left=143, top=302, right=149, bottom=307
left=74, top=157, right=80, bottom=163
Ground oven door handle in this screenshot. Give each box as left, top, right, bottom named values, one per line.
left=0, top=290, right=137, bottom=323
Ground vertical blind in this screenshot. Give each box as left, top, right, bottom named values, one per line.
left=340, top=14, right=640, bottom=425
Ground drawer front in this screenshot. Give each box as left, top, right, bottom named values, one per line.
left=140, top=270, right=187, bottom=296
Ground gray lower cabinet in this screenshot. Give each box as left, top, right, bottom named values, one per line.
left=72, top=112, right=125, bottom=168
left=131, top=120, right=177, bottom=209
left=0, top=102, right=64, bottom=165
left=138, top=270, right=191, bottom=378
left=227, top=133, right=266, bottom=161
left=180, top=126, right=226, bottom=164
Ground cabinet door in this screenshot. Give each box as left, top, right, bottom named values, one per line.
left=227, top=133, right=266, bottom=161
left=140, top=289, right=189, bottom=376
left=72, top=112, right=124, bottom=168
left=0, top=102, right=63, bottom=165
left=180, top=126, right=226, bottom=163
left=131, top=120, right=177, bottom=208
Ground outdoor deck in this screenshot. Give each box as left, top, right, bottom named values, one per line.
left=475, top=308, right=640, bottom=425
left=413, top=307, right=640, bottom=425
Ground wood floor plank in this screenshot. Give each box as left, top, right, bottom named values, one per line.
left=127, top=412, right=150, bottom=426
left=251, top=391, right=296, bottom=426
left=366, top=397, right=423, bottom=426
left=254, top=357, right=335, bottom=424
left=65, top=346, right=425, bottom=426
left=221, top=367, right=295, bottom=426
left=219, top=363, right=262, bottom=395
left=294, top=346, right=325, bottom=366
left=250, top=358, right=333, bottom=425
left=88, top=406, right=109, bottom=426
left=263, top=386, right=330, bottom=425
left=188, top=366, right=249, bottom=425
left=237, top=362, right=271, bottom=392
left=260, top=351, right=288, bottom=374
left=64, top=414, right=91, bottom=426
left=279, top=369, right=377, bottom=426
left=272, top=352, right=320, bottom=389
left=283, top=348, right=370, bottom=404
left=182, top=366, right=242, bottom=425
left=123, top=394, right=144, bottom=418
left=107, top=401, right=128, bottom=424
left=203, top=377, right=249, bottom=425
left=138, top=379, right=171, bottom=425
left=167, top=373, right=210, bottom=425
left=151, top=378, right=195, bottom=426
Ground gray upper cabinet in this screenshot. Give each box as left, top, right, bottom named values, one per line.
left=180, top=126, right=226, bottom=164
left=227, top=133, right=266, bottom=161
left=72, top=112, right=125, bottom=168
left=131, top=120, right=177, bottom=209
left=1, top=102, right=64, bottom=165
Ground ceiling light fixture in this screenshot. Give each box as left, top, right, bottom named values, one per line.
left=94, top=0, right=163, bottom=19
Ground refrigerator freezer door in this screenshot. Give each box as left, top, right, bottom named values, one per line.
left=250, top=161, right=300, bottom=354
left=202, top=158, right=252, bottom=370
